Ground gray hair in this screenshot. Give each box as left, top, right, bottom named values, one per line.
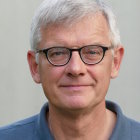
left=30, top=0, right=121, bottom=51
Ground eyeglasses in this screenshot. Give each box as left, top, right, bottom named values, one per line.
left=36, top=45, right=113, bottom=66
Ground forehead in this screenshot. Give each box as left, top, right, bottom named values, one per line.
left=39, top=12, right=110, bottom=48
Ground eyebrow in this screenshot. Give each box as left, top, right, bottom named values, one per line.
left=43, top=42, right=111, bottom=49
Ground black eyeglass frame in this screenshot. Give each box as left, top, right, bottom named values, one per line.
left=36, top=45, right=113, bottom=66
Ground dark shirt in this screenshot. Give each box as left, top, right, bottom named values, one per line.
left=0, top=101, right=140, bottom=140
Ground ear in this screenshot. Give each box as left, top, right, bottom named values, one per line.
left=27, top=51, right=41, bottom=83
left=111, top=46, right=124, bottom=79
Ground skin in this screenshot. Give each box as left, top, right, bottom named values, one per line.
left=27, top=12, right=124, bottom=140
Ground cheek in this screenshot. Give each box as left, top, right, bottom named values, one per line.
left=38, top=65, right=65, bottom=101
left=99, top=64, right=113, bottom=93
left=39, top=63, right=65, bottom=87
left=88, top=61, right=112, bottom=90
left=88, top=63, right=112, bottom=79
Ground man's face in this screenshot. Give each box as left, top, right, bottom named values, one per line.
left=28, top=13, right=123, bottom=111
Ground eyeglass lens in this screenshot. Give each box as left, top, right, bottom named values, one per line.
left=46, top=45, right=105, bottom=66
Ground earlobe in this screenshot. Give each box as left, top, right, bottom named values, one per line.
left=111, top=46, right=124, bottom=79
left=27, top=51, right=41, bottom=83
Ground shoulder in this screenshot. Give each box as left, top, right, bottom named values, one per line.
left=0, top=103, right=51, bottom=140
left=106, top=101, right=140, bottom=140
left=126, top=117, right=140, bottom=139
left=0, top=115, right=38, bottom=140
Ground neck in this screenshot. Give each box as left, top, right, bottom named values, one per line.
left=47, top=101, right=116, bottom=140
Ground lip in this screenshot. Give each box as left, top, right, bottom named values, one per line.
left=59, top=85, right=92, bottom=91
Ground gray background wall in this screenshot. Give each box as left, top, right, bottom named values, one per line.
left=0, top=0, right=140, bottom=126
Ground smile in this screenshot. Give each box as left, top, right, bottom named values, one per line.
left=60, top=85, right=92, bottom=91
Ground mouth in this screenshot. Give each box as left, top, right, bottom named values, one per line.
left=59, top=85, right=92, bottom=91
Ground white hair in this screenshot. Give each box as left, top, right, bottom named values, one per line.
left=30, top=0, right=121, bottom=51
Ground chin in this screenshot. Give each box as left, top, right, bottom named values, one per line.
left=62, top=96, right=92, bottom=110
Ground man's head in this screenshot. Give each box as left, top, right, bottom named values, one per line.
left=27, top=0, right=124, bottom=111
left=30, top=0, right=121, bottom=51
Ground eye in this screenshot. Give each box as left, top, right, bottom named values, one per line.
left=47, top=48, right=70, bottom=62
left=88, top=49, right=101, bottom=55
left=51, top=51, right=64, bottom=56
left=83, top=48, right=101, bottom=56
left=48, top=51, right=66, bottom=60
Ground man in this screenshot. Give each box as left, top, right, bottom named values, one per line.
left=0, top=0, right=140, bottom=139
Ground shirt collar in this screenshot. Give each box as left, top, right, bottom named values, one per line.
left=36, top=101, right=131, bottom=140
left=106, top=101, right=131, bottom=140
left=36, top=103, right=54, bottom=140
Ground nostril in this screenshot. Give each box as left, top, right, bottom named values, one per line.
left=67, top=71, right=85, bottom=78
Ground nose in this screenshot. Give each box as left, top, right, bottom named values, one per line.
left=65, top=51, right=87, bottom=77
